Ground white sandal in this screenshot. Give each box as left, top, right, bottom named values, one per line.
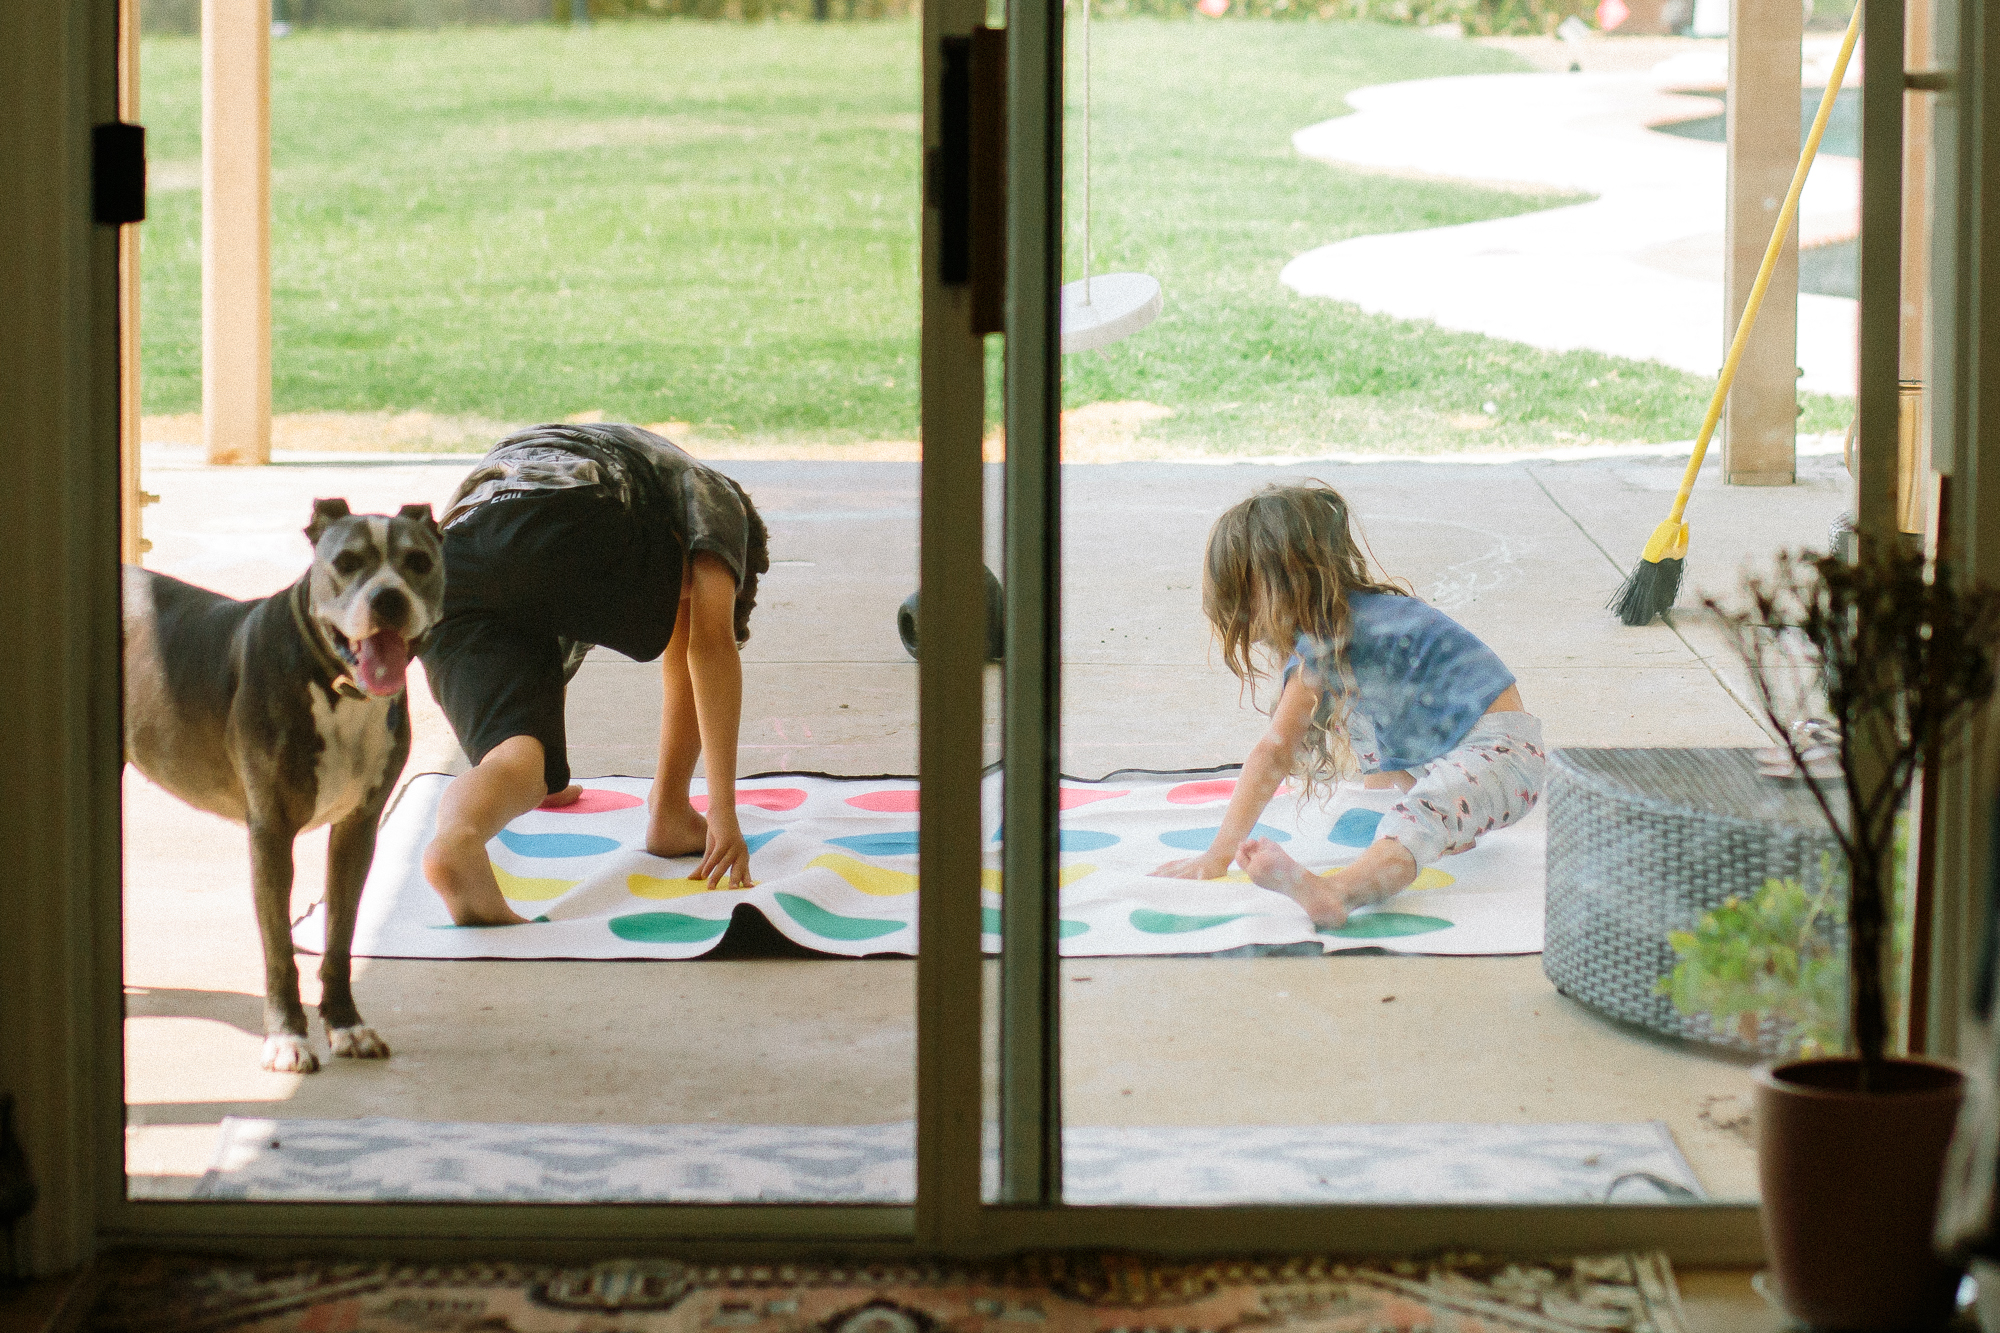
left=1755, top=721, right=1842, bottom=780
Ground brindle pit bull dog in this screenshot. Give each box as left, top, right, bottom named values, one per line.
left=124, top=499, right=445, bottom=1072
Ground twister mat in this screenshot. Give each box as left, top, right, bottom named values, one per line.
left=294, top=768, right=1546, bottom=961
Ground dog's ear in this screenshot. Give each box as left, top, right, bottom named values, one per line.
left=306, top=498, right=352, bottom=545
left=396, top=503, right=440, bottom=536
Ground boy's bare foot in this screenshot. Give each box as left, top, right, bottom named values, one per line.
left=538, top=784, right=583, bottom=809
left=1237, top=835, right=1419, bottom=928
left=422, top=830, right=532, bottom=926
left=647, top=803, right=709, bottom=859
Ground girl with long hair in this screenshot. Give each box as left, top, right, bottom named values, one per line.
left=1152, top=481, right=1545, bottom=926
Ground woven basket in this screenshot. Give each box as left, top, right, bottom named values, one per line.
left=1543, top=747, right=1844, bottom=1057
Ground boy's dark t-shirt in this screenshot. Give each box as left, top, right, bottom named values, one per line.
left=442, top=422, right=759, bottom=657
left=422, top=423, right=764, bottom=792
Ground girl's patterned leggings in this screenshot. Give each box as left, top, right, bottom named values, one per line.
left=1375, top=711, right=1546, bottom=866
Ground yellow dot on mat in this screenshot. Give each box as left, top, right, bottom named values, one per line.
left=491, top=863, right=576, bottom=902
left=627, top=873, right=713, bottom=899
left=811, top=852, right=918, bottom=897
left=981, top=864, right=1098, bottom=895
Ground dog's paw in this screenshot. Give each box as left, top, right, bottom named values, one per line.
left=261, top=1033, right=321, bottom=1073
left=328, top=1025, right=391, bottom=1060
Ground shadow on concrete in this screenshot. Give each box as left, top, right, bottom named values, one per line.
left=124, top=987, right=264, bottom=1039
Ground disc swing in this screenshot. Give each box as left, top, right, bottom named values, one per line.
left=1060, top=0, right=1164, bottom=352
left=899, top=0, right=1164, bottom=660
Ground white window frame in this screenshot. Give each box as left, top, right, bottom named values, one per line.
left=2, top=0, right=1993, bottom=1276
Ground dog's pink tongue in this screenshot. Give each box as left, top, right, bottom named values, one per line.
left=355, top=631, right=410, bottom=696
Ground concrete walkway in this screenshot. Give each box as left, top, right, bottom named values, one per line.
left=1282, top=39, right=1860, bottom=396
left=124, top=445, right=1847, bottom=1204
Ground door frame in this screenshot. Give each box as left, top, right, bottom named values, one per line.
left=6, top=0, right=1998, bottom=1275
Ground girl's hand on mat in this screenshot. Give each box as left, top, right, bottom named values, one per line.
left=1149, top=854, right=1230, bottom=880
left=697, top=822, right=755, bottom=890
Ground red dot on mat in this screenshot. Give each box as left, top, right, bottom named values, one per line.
left=1059, top=788, right=1130, bottom=809
left=847, top=790, right=920, bottom=812
left=692, top=787, right=808, bottom=814
left=541, top=788, right=643, bottom=814
left=1168, top=780, right=1236, bottom=804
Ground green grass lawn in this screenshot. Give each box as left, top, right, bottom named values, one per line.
left=140, top=17, right=1849, bottom=453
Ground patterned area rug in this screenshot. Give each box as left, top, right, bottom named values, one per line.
left=293, top=768, right=1545, bottom=961
left=82, top=1251, right=1690, bottom=1333
left=189, top=1117, right=1701, bottom=1205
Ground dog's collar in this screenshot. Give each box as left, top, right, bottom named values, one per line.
left=288, top=579, right=370, bottom=702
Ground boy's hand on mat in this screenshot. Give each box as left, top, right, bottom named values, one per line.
left=1149, top=854, right=1230, bottom=880
left=696, top=821, right=755, bottom=891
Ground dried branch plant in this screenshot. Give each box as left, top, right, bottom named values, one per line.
left=1703, top=544, right=2000, bottom=1084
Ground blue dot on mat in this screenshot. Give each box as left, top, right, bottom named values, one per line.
left=744, top=830, right=782, bottom=855
left=1158, top=823, right=1290, bottom=851
left=827, top=832, right=919, bottom=856
left=1329, top=808, right=1385, bottom=847
left=494, top=828, right=620, bottom=859
left=988, top=826, right=1119, bottom=852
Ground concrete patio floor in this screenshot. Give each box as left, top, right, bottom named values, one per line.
left=124, top=441, right=1848, bottom=1204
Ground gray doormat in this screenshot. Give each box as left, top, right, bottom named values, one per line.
left=192, top=1116, right=1703, bottom=1205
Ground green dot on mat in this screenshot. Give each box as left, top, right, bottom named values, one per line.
left=982, top=907, right=1090, bottom=938
left=1130, top=907, right=1250, bottom=934
left=776, top=892, right=906, bottom=941
left=1320, top=911, right=1453, bottom=939
left=608, top=912, right=730, bottom=944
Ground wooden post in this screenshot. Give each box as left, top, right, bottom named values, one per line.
left=201, top=0, right=270, bottom=467
left=1721, top=0, right=1803, bottom=486
left=1899, top=0, right=1932, bottom=533
left=120, top=0, right=150, bottom=559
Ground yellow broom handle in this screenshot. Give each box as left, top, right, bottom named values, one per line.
left=1664, top=0, right=1864, bottom=527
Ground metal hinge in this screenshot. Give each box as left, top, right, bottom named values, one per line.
left=92, top=121, right=146, bottom=226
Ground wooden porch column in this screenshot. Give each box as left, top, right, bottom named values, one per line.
left=1722, top=0, right=1803, bottom=486
left=202, top=0, right=270, bottom=466
left=1900, top=0, right=1932, bottom=536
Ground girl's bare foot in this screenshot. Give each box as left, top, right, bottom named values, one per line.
left=1237, top=837, right=1351, bottom=926
left=538, top=784, right=583, bottom=809
left=1237, top=835, right=1420, bottom=928
left=647, top=802, right=709, bottom=858
left=422, top=831, right=532, bottom=926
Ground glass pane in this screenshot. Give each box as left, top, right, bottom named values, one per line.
left=1052, top=0, right=1884, bottom=1207
left=124, top=2, right=923, bottom=1203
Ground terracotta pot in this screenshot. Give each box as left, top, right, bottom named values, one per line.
left=1755, top=1057, right=1966, bottom=1330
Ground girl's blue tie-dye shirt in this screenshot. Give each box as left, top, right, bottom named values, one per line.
left=1284, top=590, right=1514, bottom=772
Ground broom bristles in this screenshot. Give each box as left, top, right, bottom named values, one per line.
left=1609, top=556, right=1684, bottom=627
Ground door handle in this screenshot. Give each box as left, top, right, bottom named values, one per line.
left=934, top=27, right=1007, bottom=334
left=93, top=121, right=147, bottom=226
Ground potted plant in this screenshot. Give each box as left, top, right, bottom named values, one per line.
left=1705, top=542, right=2000, bottom=1329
